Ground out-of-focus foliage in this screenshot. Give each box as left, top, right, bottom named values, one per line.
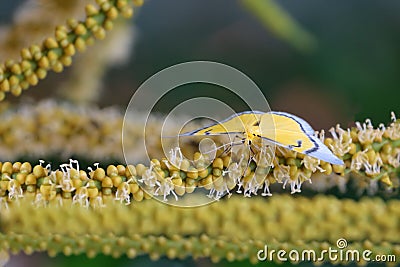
left=241, top=0, right=316, bottom=52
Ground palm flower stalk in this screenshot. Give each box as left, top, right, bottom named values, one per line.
left=1, top=195, right=399, bottom=265
left=0, top=0, right=143, bottom=101
left=0, top=0, right=92, bottom=61
left=0, top=102, right=399, bottom=200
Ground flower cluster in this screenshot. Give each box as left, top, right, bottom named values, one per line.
left=1, top=195, right=399, bottom=264
left=0, top=100, right=199, bottom=163
left=0, top=0, right=87, bottom=61
left=0, top=0, right=142, bottom=101
left=57, top=19, right=135, bottom=103
left=323, top=112, right=400, bottom=191
left=0, top=102, right=399, bottom=200
left=0, top=121, right=398, bottom=210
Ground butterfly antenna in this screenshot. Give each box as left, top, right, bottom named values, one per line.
left=201, top=142, right=226, bottom=156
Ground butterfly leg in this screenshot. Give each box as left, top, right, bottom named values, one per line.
left=221, top=142, right=232, bottom=155
left=237, top=144, right=253, bottom=178
left=288, top=140, right=302, bottom=149
left=240, top=150, right=256, bottom=197
left=249, top=142, right=257, bottom=157
left=200, top=138, right=243, bottom=156
left=222, top=135, right=245, bottom=155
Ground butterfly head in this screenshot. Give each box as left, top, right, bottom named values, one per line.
left=242, top=125, right=262, bottom=146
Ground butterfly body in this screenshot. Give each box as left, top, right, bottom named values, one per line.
left=179, top=111, right=344, bottom=165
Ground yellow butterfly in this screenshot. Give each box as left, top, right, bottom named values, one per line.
left=179, top=111, right=344, bottom=165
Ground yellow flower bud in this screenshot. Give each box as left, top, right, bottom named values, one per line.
left=47, top=50, right=59, bottom=62
left=75, top=24, right=87, bottom=36
left=212, top=158, right=223, bottom=169
left=25, top=174, right=37, bottom=185
left=85, top=4, right=99, bottom=16
left=12, top=162, right=22, bottom=172
left=1, top=162, right=13, bottom=174
left=133, top=189, right=144, bottom=201
left=101, top=2, right=112, bottom=12
left=112, top=176, right=123, bottom=187
left=87, top=187, right=99, bottom=198
left=52, top=62, right=64, bottom=73
left=135, top=164, right=146, bottom=176
left=11, top=85, right=22, bottom=96
left=38, top=57, right=50, bottom=69
left=126, top=165, right=137, bottom=177
left=55, top=30, right=67, bottom=41
left=103, top=20, right=114, bottom=31
left=107, top=7, right=119, bottom=20
left=20, top=162, right=32, bottom=174
left=75, top=37, right=86, bottom=52
left=33, top=165, right=46, bottom=178
left=0, top=80, right=10, bottom=92
left=106, top=165, right=118, bottom=177
left=129, top=183, right=139, bottom=194
left=44, top=38, right=59, bottom=49
left=9, top=75, right=19, bottom=87
left=10, top=64, right=22, bottom=75
left=93, top=28, right=106, bottom=40
left=20, top=48, right=32, bottom=60
left=92, top=168, right=106, bottom=181
left=59, top=56, right=72, bottom=67
left=15, top=173, right=26, bottom=184
left=117, top=165, right=126, bottom=176
left=36, top=68, right=47, bottom=79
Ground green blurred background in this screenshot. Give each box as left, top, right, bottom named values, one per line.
left=1, top=0, right=400, bottom=266
left=105, top=0, right=400, bottom=130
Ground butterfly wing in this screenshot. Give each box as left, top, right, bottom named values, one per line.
left=180, top=111, right=264, bottom=136
left=258, top=111, right=344, bottom=165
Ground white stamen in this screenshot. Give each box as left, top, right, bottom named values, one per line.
left=261, top=179, right=272, bottom=197
left=115, top=182, right=131, bottom=205
left=7, top=180, right=23, bottom=201
left=154, top=177, right=178, bottom=202
left=391, top=111, right=396, bottom=122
